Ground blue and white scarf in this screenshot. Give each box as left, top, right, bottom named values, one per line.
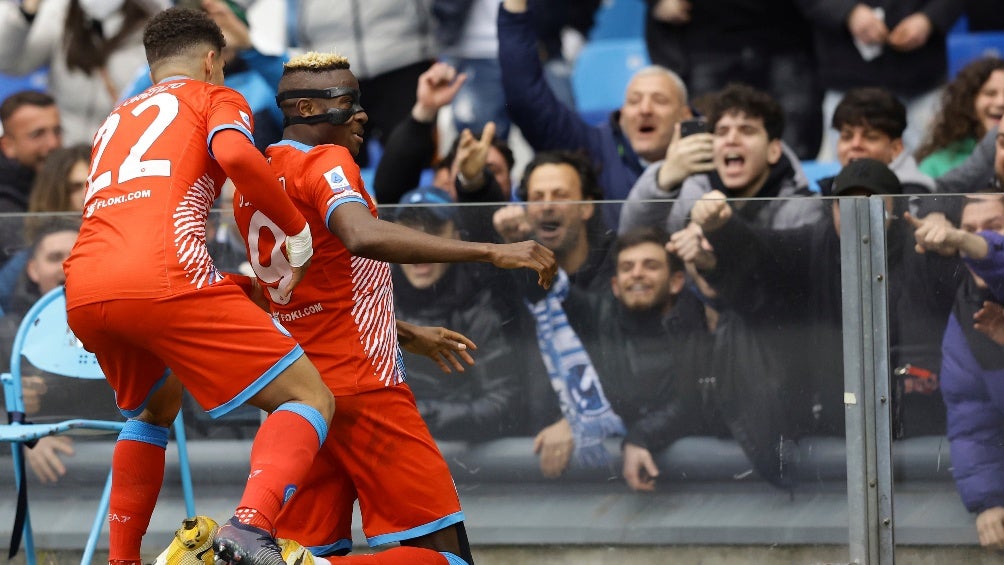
left=527, top=270, right=625, bottom=468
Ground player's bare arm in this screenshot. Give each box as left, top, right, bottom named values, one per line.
left=328, top=201, right=558, bottom=288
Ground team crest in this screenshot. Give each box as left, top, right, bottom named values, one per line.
left=324, top=166, right=351, bottom=192
left=239, top=110, right=251, bottom=128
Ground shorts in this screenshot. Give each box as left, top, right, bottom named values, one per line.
left=66, top=281, right=304, bottom=418
left=274, top=384, right=463, bottom=555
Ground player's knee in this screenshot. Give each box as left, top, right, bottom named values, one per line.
left=296, top=378, right=334, bottom=421
left=313, top=388, right=335, bottom=422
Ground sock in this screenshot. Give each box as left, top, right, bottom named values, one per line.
left=107, top=421, right=169, bottom=562
left=236, top=405, right=326, bottom=532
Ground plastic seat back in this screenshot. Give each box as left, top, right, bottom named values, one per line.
left=947, top=32, right=1004, bottom=78
left=1, top=287, right=195, bottom=564
left=572, top=38, right=650, bottom=125
left=589, top=0, right=645, bottom=41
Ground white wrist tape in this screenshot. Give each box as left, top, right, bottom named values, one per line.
left=285, top=224, right=313, bottom=268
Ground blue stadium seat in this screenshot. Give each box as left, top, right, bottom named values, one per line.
left=948, top=14, right=968, bottom=36
left=0, top=69, right=48, bottom=105
left=801, top=160, right=842, bottom=193
left=589, top=0, right=645, bottom=41
left=0, top=287, right=196, bottom=565
left=572, top=38, right=650, bottom=125
left=947, top=32, right=1004, bottom=79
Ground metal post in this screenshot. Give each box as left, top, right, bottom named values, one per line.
left=839, top=197, right=895, bottom=564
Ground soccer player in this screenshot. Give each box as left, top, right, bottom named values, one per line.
left=231, top=52, right=557, bottom=565
left=63, top=9, right=334, bottom=565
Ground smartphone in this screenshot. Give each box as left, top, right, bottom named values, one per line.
left=679, top=117, right=709, bottom=138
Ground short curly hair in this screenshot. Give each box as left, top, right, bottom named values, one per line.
left=143, top=7, right=225, bottom=67
left=915, top=57, right=1004, bottom=161
left=707, top=83, right=785, bottom=141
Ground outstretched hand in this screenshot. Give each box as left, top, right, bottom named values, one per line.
left=398, top=322, right=477, bottom=373
left=490, top=240, right=557, bottom=289
left=975, top=301, right=1004, bottom=347
left=905, top=211, right=990, bottom=259
left=904, top=212, right=959, bottom=256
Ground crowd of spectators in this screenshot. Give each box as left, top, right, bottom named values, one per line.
left=5, top=0, right=1004, bottom=549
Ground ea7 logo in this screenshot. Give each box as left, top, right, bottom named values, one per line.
left=108, top=513, right=132, bottom=523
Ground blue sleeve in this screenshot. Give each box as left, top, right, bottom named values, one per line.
left=497, top=6, right=602, bottom=154
left=964, top=230, right=1004, bottom=300
left=120, top=66, right=153, bottom=101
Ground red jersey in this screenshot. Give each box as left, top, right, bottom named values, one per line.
left=65, top=78, right=255, bottom=308
left=234, top=141, right=404, bottom=395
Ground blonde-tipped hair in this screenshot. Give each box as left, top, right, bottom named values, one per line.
left=283, top=52, right=350, bottom=72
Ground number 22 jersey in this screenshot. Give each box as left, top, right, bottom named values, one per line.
left=233, top=140, right=406, bottom=395
left=65, top=78, right=255, bottom=309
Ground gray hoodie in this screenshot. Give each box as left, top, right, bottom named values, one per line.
left=889, top=150, right=935, bottom=193
left=619, top=144, right=824, bottom=235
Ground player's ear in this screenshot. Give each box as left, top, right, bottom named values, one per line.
left=295, top=98, right=314, bottom=117
left=203, top=49, right=217, bottom=81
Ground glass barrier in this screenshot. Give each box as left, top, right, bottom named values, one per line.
left=886, top=193, right=989, bottom=561
left=0, top=192, right=980, bottom=562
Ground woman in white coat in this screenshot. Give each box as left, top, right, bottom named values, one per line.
left=0, top=0, right=167, bottom=144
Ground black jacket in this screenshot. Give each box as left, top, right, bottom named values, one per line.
left=563, top=287, right=708, bottom=453
left=393, top=262, right=525, bottom=441
left=0, top=155, right=33, bottom=214
left=0, top=157, right=32, bottom=263
left=704, top=210, right=960, bottom=439
left=644, top=0, right=814, bottom=77
left=796, top=0, right=962, bottom=95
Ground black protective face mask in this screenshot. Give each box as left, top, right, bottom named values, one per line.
left=275, top=87, right=364, bottom=127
